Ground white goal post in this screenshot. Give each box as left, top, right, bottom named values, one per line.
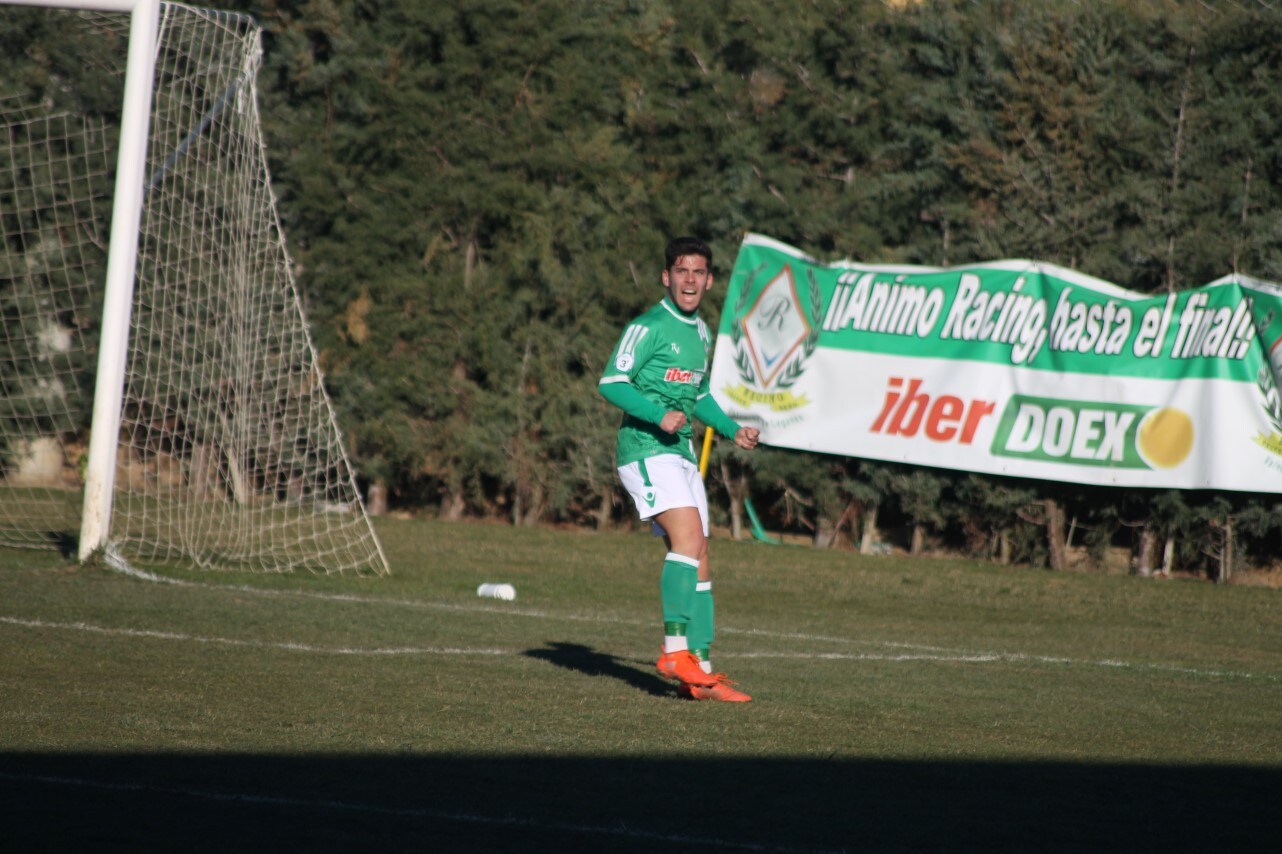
left=0, top=0, right=389, bottom=573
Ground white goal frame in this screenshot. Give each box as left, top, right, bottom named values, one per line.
left=1, top=0, right=390, bottom=573
left=6, top=0, right=160, bottom=561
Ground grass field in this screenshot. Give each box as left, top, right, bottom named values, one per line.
left=2, top=517, right=1280, bottom=852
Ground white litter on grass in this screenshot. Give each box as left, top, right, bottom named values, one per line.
left=476, top=583, right=516, bottom=601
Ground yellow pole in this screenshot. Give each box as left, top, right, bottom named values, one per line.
left=698, top=426, right=715, bottom=479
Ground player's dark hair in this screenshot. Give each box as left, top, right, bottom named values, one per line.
left=664, top=236, right=712, bottom=271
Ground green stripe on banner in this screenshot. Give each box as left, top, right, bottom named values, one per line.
left=722, top=239, right=1268, bottom=381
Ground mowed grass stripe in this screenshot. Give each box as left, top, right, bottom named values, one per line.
left=2, top=610, right=1274, bottom=683
left=0, top=616, right=510, bottom=656
left=4, top=520, right=1281, bottom=761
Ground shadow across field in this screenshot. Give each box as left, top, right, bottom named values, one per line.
left=1, top=752, right=1277, bottom=852
left=523, top=641, right=673, bottom=698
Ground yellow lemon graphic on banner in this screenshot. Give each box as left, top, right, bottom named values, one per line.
left=1137, top=407, right=1194, bottom=469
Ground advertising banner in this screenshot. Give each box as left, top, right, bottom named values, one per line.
left=710, top=233, right=1282, bottom=492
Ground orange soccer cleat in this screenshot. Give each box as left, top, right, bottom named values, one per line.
left=677, top=673, right=752, bottom=703
left=655, top=649, right=718, bottom=687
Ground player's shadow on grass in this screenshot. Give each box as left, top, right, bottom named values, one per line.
left=523, top=642, right=673, bottom=697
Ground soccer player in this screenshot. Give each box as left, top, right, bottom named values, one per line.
left=599, top=236, right=760, bottom=702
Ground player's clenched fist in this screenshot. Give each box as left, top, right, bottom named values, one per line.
left=659, top=411, right=688, bottom=434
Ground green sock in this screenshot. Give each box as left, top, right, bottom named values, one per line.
left=689, top=580, right=714, bottom=664
left=660, top=552, right=699, bottom=631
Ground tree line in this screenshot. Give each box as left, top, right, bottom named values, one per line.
left=6, top=0, right=1282, bottom=578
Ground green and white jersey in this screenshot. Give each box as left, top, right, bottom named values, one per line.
left=600, top=297, right=714, bottom=466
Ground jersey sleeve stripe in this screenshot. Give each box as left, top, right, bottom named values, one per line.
left=621, top=324, right=649, bottom=355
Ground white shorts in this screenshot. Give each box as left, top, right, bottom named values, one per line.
left=618, top=454, right=709, bottom=537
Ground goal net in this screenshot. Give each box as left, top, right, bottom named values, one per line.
left=0, top=2, right=388, bottom=574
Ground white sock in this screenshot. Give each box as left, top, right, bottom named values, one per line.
left=663, top=635, right=689, bottom=654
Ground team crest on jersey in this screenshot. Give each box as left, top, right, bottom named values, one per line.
left=724, top=264, right=820, bottom=412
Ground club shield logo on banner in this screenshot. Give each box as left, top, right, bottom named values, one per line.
left=723, top=263, right=822, bottom=413
left=710, top=233, right=1282, bottom=493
